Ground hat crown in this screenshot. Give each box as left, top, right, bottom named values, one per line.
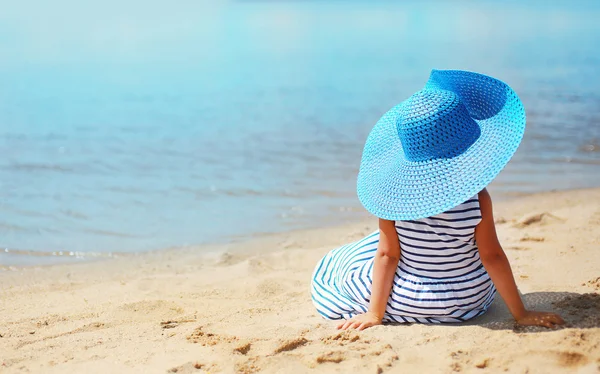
left=396, top=89, right=481, bottom=162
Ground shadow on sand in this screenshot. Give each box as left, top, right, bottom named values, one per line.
left=464, top=291, right=600, bottom=332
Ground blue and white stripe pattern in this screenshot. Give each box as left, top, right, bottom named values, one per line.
left=311, top=194, right=496, bottom=323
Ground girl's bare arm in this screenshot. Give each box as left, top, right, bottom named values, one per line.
left=338, top=218, right=400, bottom=330
left=476, top=189, right=564, bottom=328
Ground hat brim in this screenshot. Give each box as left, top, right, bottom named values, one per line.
left=357, top=70, right=526, bottom=220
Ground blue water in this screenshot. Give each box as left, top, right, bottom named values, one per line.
left=1, top=0, right=600, bottom=266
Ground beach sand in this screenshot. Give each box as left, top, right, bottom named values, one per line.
left=1, top=188, right=599, bottom=374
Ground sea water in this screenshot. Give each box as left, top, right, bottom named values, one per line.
left=1, top=0, right=599, bottom=265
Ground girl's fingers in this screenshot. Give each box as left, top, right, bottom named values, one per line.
left=339, top=320, right=352, bottom=330
left=543, top=317, right=558, bottom=328
left=542, top=320, right=552, bottom=328
left=338, top=318, right=354, bottom=329
left=538, top=317, right=551, bottom=328
left=337, top=315, right=384, bottom=331
left=542, top=314, right=563, bottom=327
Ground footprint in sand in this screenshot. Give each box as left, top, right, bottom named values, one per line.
left=254, top=280, right=286, bottom=298
left=320, top=330, right=365, bottom=346
left=186, top=326, right=239, bottom=346
left=494, top=217, right=508, bottom=224
left=583, top=277, right=600, bottom=291
left=226, top=336, right=311, bottom=374
left=555, top=351, right=589, bottom=368
left=235, top=357, right=261, bottom=374
left=168, top=361, right=206, bottom=373
left=316, top=351, right=345, bottom=364
left=506, top=245, right=531, bottom=251
left=519, top=234, right=545, bottom=242
left=115, top=300, right=185, bottom=322
left=273, top=337, right=309, bottom=354
left=319, top=331, right=398, bottom=370
left=513, top=212, right=565, bottom=228
left=449, top=350, right=472, bottom=372
left=475, top=358, right=490, bottom=369
left=160, top=317, right=197, bottom=330
left=234, top=342, right=252, bottom=355
left=15, top=322, right=109, bottom=349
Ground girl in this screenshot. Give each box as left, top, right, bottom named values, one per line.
left=311, top=70, right=564, bottom=330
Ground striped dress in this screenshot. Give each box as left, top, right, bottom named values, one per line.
left=311, top=194, right=496, bottom=323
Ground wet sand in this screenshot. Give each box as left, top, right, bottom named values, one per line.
left=1, top=188, right=599, bottom=373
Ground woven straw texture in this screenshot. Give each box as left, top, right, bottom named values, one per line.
left=357, top=70, right=526, bottom=220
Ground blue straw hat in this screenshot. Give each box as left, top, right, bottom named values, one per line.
left=357, top=69, right=526, bottom=220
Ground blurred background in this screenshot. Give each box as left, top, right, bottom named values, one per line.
left=1, top=0, right=599, bottom=265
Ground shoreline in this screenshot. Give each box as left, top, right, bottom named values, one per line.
left=1, top=186, right=595, bottom=271
left=1, top=188, right=599, bottom=373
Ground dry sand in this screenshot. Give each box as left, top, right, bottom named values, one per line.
left=1, top=188, right=600, bottom=374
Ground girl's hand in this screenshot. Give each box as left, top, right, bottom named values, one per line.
left=337, top=312, right=382, bottom=331
left=516, top=311, right=565, bottom=328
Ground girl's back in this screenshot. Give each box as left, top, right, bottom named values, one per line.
left=312, top=194, right=495, bottom=323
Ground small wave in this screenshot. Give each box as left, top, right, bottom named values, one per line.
left=221, top=188, right=264, bottom=197
left=0, top=206, right=56, bottom=218
left=0, top=221, right=29, bottom=232
left=60, top=209, right=89, bottom=220
left=557, top=157, right=600, bottom=165
left=81, top=228, right=144, bottom=238
left=1, top=247, right=120, bottom=259
left=175, top=186, right=265, bottom=199
left=4, top=162, right=74, bottom=173
left=179, top=185, right=351, bottom=200
left=105, top=186, right=151, bottom=194
left=513, top=156, right=600, bottom=166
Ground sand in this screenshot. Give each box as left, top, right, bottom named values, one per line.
left=1, top=188, right=600, bottom=374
